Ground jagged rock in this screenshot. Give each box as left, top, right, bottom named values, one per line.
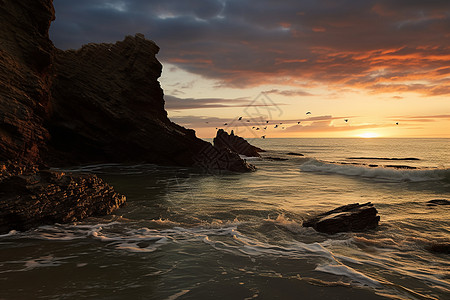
left=0, top=166, right=126, bottom=234
left=426, top=242, right=450, bottom=254
left=265, top=156, right=288, bottom=161
left=0, top=0, right=54, bottom=164
left=303, top=202, right=380, bottom=234
left=0, top=0, right=255, bottom=232
left=193, top=144, right=256, bottom=173
left=426, top=199, right=450, bottom=206
left=0, top=0, right=253, bottom=172
left=214, top=129, right=264, bottom=157
left=287, top=152, right=304, bottom=156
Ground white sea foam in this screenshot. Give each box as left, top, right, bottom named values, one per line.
left=300, top=158, right=449, bottom=182
left=315, top=264, right=383, bottom=288
left=263, top=214, right=305, bottom=234
left=239, top=155, right=261, bottom=161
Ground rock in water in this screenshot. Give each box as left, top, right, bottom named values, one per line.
left=0, top=164, right=126, bottom=234
left=214, top=129, right=264, bottom=157
left=426, top=199, right=450, bottom=206
left=303, top=202, right=380, bottom=234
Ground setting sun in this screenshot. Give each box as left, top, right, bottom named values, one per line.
left=358, top=132, right=379, bottom=138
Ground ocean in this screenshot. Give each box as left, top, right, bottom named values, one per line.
left=1, top=138, right=449, bottom=299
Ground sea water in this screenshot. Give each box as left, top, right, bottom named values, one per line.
left=0, top=138, right=449, bottom=299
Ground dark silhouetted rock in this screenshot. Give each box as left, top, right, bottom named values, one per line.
left=0, top=163, right=126, bottom=234
left=265, top=156, right=288, bottom=161
left=426, top=199, right=450, bottom=206
left=303, top=202, right=380, bottom=234
left=287, top=152, right=304, bottom=156
left=1, top=1, right=254, bottom=173
left=193, top=145, right=256, bottom=173
left=214, top=129, right=264, bottom=157
left=0, top=0, right=54, bottom=164
left=47, top=35, right=254, bottom=171
left=0, top=0, right=255, bottom=232
left=426, top=242, right=450, bottom=254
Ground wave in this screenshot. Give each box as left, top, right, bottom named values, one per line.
left=300, top=158, right=450, bottom=182
left=347, top=157, right=421, bottom=161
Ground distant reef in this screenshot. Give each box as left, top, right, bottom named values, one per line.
left=0, top=0, right=254, bottom=233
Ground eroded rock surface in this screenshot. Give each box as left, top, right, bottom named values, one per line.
left=0, top=162, right=126, bottom=234
left=214, top=129, right=264, bottom=158
left=303, top=202, right=380, bottom=234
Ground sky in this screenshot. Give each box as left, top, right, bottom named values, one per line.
left=50, top=0, right=450, bottom=138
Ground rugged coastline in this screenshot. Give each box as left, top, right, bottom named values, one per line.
left=0, top=0, right=254, bottom=233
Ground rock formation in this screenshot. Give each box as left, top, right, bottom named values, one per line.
left=0, top=162, right=125, bottom=234
left=303, top=202, right=380, bottom=234
left=0, top=0, right=255, bottom=233
left=426, top=199, right=450, bottom=206
left=214, top=129, right=264, bottom=157
left=0, top=0, right=254, bottom=172
left=0, top=0, right=54, bottom=164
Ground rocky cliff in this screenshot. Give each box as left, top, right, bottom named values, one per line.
left=0, top=0, right=54, bottom=164
left=0, top=0, right=254, bottom=233
left=0, top=0, right=254, bottom=172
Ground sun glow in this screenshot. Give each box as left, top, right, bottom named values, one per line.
left=358, top=132, right=379, bottom=138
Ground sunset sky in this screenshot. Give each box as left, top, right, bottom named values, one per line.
left=50, top=0, right=450, bottom=138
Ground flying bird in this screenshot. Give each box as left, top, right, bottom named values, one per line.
left=274, top=125, right=278, bottom=128
left=396, top=122, right=399, bottom=125
left=224, top=123, right=228, bottom=125
left=261, top=135, right=266, bottom=139
left=256, top=127, right=260, bottom=130
left=266, top=120, right=269, bottom=123
left=297, top=121, right=301, bottom=124
left=238, top=116, right=242, bottom=120
left=306, top=111, right=311, bottom=115
left=344, top=119, right=348, bottom=123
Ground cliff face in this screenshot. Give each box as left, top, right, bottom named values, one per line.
left=0, top=0, right=256, bottom=232
left=0, top=0, right=254, bottom=172
left=46, top=34, right=207, bottom=167
left=0, top=0, right=54, bottom=163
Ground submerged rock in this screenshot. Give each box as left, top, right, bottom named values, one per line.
left=286, top=152, right=304, bottom=156
left=265, top=156, right=289, bottom=161
left=214, top=129, right=264, bottom=158
left=426, top=199, right=450, bottom=206
left=426, top=242, right=450, bottom=254
left=303, top=202, right=380, bottom=234
left=0, top=163, right=126, bottom=234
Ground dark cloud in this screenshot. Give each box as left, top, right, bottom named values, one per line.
left=51, top=0, right=450, bottom=94
left=165, top=95, right=284, bottom=110
left=264, top=89, right=314, bottom=97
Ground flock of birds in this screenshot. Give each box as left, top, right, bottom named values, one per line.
left=212, top=111, right=399, bottom=138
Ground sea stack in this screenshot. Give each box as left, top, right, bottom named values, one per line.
left=214, top=129, right=265, bottom=157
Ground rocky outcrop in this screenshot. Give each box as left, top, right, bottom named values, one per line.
left=0, top=0, right=254, bottom=171
left=0, top=0, right=54, bottom=164
left=303, top=202, right=380, bottom=234
left=426, top=199, right=450, bottom=206
left=0, top=162, right=126, bottom=234
left=214, top=129, right=264, bottom=157
left=0, top=0, right=255, bottom=232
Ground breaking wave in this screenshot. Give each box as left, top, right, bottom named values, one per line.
left=300, top=158, right=450, bottom=182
